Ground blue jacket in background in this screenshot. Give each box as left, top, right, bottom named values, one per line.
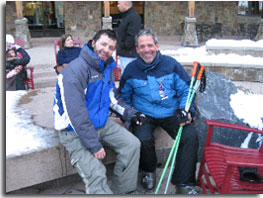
left=119, top=51, right=196, bottom=119
left=57, top=46, right=81, bottom=66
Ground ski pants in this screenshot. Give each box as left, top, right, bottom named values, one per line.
left=58, top=119, right=141, bottom=194
left=133, top=115, right=199, bottom=185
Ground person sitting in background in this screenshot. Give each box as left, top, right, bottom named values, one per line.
left=6, top=47, right=23, bottom=91
left=55, top=34, right=81, bottom=74
left=6, top=34, right=31, bottom=90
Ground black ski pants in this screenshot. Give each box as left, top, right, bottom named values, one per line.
left=133, top=115, right=199, bottom=185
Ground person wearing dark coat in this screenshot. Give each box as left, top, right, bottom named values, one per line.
left=117, top=1, right=141, bottom=74
left=6, top=34, right=30, bottom=90
left=55, top=34, right=81, bottom=74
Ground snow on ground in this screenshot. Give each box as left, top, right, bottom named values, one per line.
left=6, top=91, right=59, bottom=157
left=6, top=39, right=263, bottom=157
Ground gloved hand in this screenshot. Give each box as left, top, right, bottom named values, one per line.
left=131, top=112, right=146, bottom=126
left=174, top=109, right=189, bottom=125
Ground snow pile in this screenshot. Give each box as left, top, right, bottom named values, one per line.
left=230, top=90, right=263, bottom=130
left=161, top=39, right=263, bottom=67
left=206, top=39, right=263, bottom=50
left=6, top=91, right=59, bottom=157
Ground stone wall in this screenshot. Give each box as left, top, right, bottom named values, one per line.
left=5, top=1, right=17, bottom=36
left=144, top=1, right=238, bottom=37
left=183, top=65, right=263, bottom=83
left=144, top=1, right=187, bottom=36
left=64, top=1, right=102, bottom=42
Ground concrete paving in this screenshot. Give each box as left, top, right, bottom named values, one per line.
left=7, top=36, right=263, bottom=195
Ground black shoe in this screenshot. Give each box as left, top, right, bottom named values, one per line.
left=141, top=171, right=156, bottom=191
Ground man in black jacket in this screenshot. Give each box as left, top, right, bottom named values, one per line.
left=117, top=1, right=141, bottom=74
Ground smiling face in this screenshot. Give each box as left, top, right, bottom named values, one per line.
left=92, top=34, right=117, bottom=61
left=136, top=35, right=159, bottom=64
left=64, top=36, right=74, bottom=48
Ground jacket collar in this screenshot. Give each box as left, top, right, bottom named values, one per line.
left=121, top=7, right=134, bottom=18
left=136, top=51, right=161, bottom=71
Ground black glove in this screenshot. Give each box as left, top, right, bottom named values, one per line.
left=131, top=112, right=146, bottom=126
left=174, top=109, right=189, bottom=125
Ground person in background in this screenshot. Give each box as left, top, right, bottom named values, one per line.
left=119, top=29, right=199, bottom=194
left=55, top=34, right=81, bottom=74
left=53, top=29, right=143, bottom=194
left=6, top=34, right=31, bottom=90
left=6, top=47, right=23, bottom=91
left=117, top=1, right=141, bottom=74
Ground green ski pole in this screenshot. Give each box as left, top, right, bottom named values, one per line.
left=163, top=64, right=205, bottom=194
left=154, top=62, right=200, bottom=194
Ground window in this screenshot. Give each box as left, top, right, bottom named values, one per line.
left=238, top=1, right=263, bottom=16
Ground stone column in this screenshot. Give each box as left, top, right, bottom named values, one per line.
left=15, top=17, right=32, bottom=49
left=102, top=16, right=112, bottom=30
left=181, top=17, right=198, bottom=47
left=255, top=19, right=263, bottom=41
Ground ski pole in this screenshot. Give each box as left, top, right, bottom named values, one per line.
left=186, top=61, right=199, bottom=105
left=155, top=62, right=200, bottom=194
left=163, top=62, right=200, bottom=194
left=163, top=65, right=205, bottom=194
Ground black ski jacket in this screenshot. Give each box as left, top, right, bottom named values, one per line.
left=117, top=7, right=141, bottom=58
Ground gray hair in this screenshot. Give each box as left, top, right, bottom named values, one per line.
left=135, top=29, right=159, bottom=47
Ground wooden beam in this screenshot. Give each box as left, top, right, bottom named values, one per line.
left=104, top=1, right=110, bottom=17
left=188, top=1, right=195, bottom=18
left=15, top=1, right=23, bottom=19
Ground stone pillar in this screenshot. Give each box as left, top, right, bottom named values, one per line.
left=181, top=17, right=198, bottom=47
left=102, top=16, right=112, bottom=30
left=15, top=17, right=32, bottom=49
left=255, top=19, right=263, bottom=41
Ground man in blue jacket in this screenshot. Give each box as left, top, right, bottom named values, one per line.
left=119, top=29, right=199, bottom=194
left=53, top=29, right=143, bottom=194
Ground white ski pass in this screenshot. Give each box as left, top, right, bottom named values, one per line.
left=158, top=80, right=168, bottom=100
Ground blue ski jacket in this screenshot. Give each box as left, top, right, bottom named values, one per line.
left=53, top=42, right=136, bottom=154
left=119, top=51, right=196, bottom=119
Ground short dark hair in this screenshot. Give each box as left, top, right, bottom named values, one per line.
left=6, top=47, right=16, bottom=57
left=135, top=29, right=159, bottom=47
left=60, top=34, right=73, bottom=49
left=92, top=29, right=117, bottom=43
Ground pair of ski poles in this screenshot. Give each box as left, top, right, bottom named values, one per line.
left=155, top=61, right=205, bottom=194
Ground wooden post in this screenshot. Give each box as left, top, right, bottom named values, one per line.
left=188, top=1, right=195, bottom=18
left=104, top=1, right=110, bottom=17
left=15, top=1, right=23, bottom=19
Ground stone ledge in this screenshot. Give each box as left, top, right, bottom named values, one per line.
left=6, top=119, right=173, bottom=193
left=182, top=64, right=263, bottom=83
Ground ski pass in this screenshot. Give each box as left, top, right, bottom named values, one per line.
left=158, top=80, right=168, bottom=100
